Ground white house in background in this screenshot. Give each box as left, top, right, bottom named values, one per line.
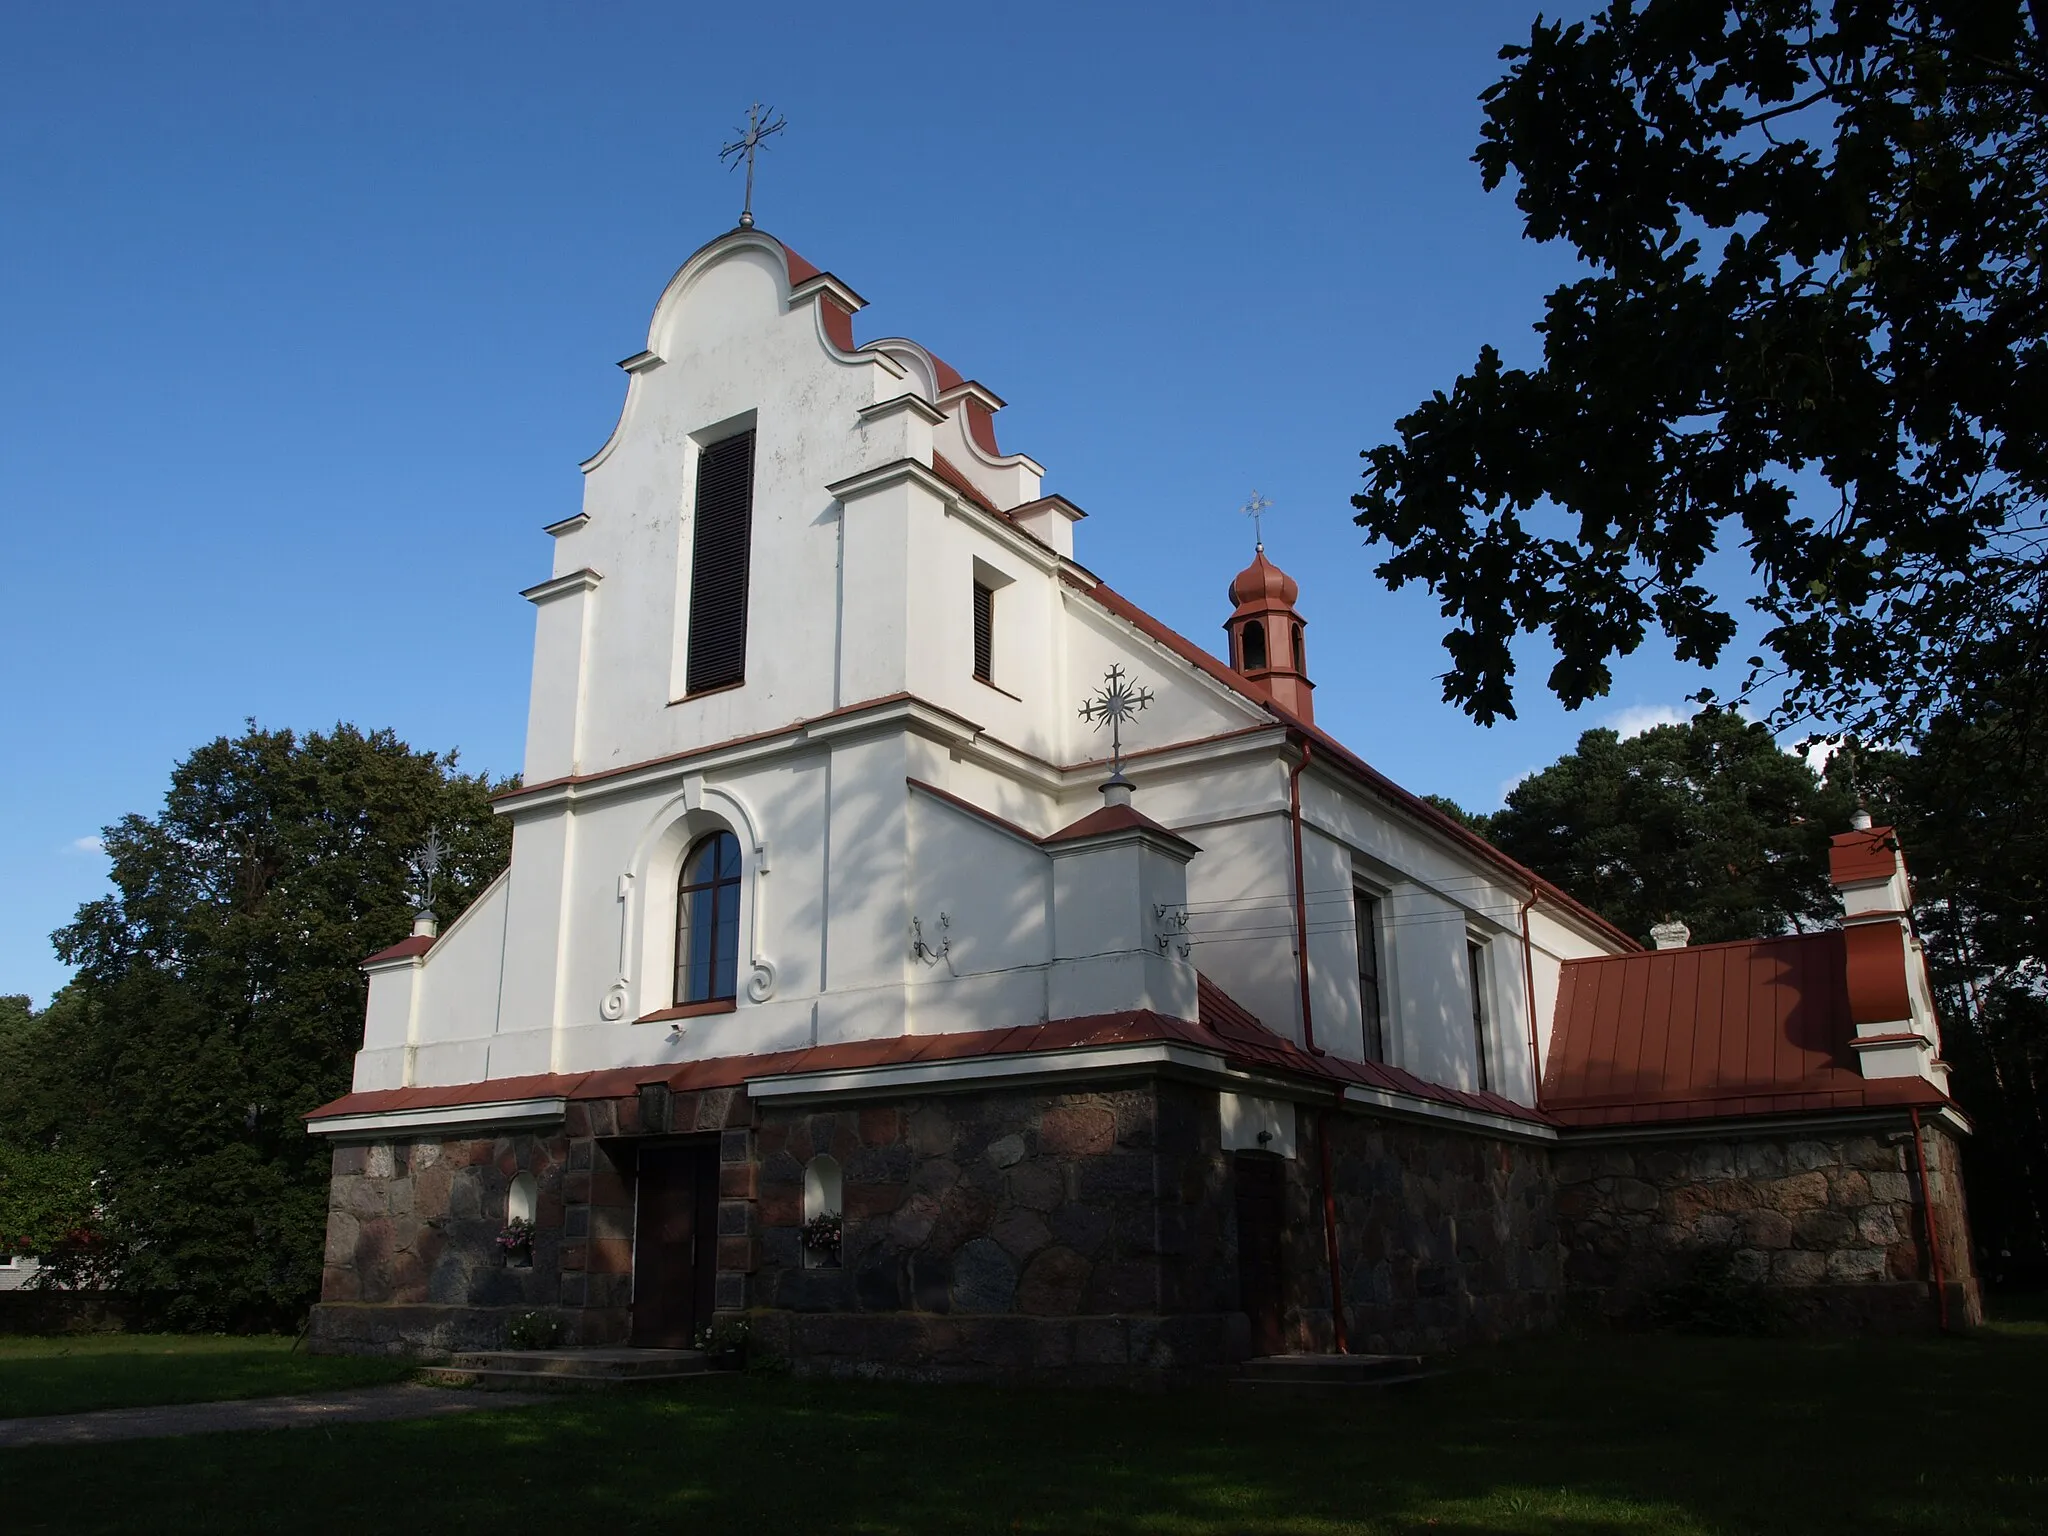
left=305, top=223, right=1974, bottom=1370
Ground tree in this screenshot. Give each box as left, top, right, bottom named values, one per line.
left=1862, top=674, right=2048, bottom=1276
left=1483, top=709, right=1852, bottom=943
left=3, top=723, right=513, bottom=1327
left=1354, top=1, right=2048, bottom=742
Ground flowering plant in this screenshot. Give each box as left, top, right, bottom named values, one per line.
left=695, top=1316, right=752, bottom=1366
left=496, top=1217, right=536, bottom=1257
left=799, top=1211, right=842, bottom=1256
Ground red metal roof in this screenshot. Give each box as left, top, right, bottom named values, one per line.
left=1542, top=931, right=1949, bottom=1126
left=360, top=934, right=436, bottom=967
left=307, top=975, right=1553, bottom=1129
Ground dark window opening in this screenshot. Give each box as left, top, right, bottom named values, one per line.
left=1240, top=619, right=1267, bottom=671
left=1292, top=622, right=1305, bottom=671
left=1355, top=891, right=1385, bottom=1063
left=685, top=429, right=756, bottom=695
left=675, top=831, right=742, bottom=1005
left=972, top=580, right=995, bottom=683
left=1467, top=939, right=1491, bottom=1092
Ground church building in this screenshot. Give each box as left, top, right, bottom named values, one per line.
left=305, top=223, right=1980, bottom=1374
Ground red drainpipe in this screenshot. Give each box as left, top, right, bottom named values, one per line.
left=1518, top=889, right=1543, bottom=1102
left=1288, top=739, right=1317, bottom=1055
left=1287, top=737, right=1347, bottom=1353
left=1318, top=1096, right=1349, bottom=1356
left=1909, top=1107, right=1951, bottom=1333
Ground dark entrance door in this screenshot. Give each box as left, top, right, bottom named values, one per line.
left=630, top=1144, right=717, bottom=1349
left=1234, top=1150, right=1287, bottom=1356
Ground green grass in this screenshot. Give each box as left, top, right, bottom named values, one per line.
left=4, top=1310, right=2047, bottom=1534
left=0, top=1334, right=412, bottom=1418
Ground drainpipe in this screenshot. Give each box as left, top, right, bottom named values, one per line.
left=1288, top=739, right=1317, bottom=1055
left=1318, top=1093, right=1349, bottom=1355
left=1909, top=1107, right=1951, bottom=1333
left=1287, top=737, right=1347, bottom=1354
left=1518, top=889, right=1543, bottom=1103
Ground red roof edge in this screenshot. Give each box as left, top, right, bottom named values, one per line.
left=361, top=934, right=435, bottom=967
left=1069, top=573, right=1637, bottom=954
left=308, top=975, right=1553, bottom=1132
left=1043, top=801, right=1199, bottom=852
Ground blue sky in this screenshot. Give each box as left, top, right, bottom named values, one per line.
left=0, top=2, right=1767, bottom=1004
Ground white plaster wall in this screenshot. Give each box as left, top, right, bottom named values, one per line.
left=906, top=787, right=1052, bottom=1033
left=352, top=226, right=1643, bottom=1113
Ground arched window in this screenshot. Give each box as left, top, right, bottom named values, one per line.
left=1240, top=619, right=1267, bottom=671
left=1291, top=622, right=1305, bottom=671
left=674, top=830, right=742, bottom=1006
left=803, top=1155, right=843, bottom=1269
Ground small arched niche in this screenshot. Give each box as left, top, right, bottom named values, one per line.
left=802, top=1155, right=842, bottom=1270
left=504, top=1172, right=538, bottom=1269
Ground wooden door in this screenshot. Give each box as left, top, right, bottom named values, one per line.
left=630, top=1144, right=716, bottom=1349
left=1234, top=1150, right=1287, bottom=1357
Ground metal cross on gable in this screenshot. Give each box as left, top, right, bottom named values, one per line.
left=1079, top=664, right=1154, bottom=783
left=720, top=102, right=787, bottom=230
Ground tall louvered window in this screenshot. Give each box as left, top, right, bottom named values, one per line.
left=972, top=580, right=995, bottom=683
left=1355, top=890, right=1385, bottom=1063
left=685, top=429, right=756, bottom=695
left=1467, top=939, right=1491, bottom=1092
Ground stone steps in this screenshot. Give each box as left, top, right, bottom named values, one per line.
left=1232, top=1353, right=1441, bottom=1394
left=420, top=1347, right=719, bottom=1393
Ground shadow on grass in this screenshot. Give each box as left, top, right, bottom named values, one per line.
left=4, top=1318, right=2046, bottom=1535
left=0, top=1334, right=412, bottom=1419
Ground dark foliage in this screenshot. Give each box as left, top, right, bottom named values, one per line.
left=2, top=723, right=513, bottom=1328
left=1355, top=1, right=2048, bottom=742
left=1483, top=708, right=1853, bottom=944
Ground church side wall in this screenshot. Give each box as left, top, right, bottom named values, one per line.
left=1290, top=1113, right=1564, bottom=1354
left=1555, top=1120, right=1982, bottom=1331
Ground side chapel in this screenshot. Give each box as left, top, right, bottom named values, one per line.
left=307, top=224, right=1981, bottom=1374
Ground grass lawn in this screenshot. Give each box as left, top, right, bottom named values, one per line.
left=0, top=1334, right=413, bottom=1418
left=4, top=1309, right=2045, bottom=1535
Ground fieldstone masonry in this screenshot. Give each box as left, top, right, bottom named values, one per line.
left=1555, top=1120, right=1981, bottom=1329
left=744, top=1081, right=1242, bottom=1383
left=310, top=1075, right=1975, bottom=1367
left=1313, top=1115, right=1563, bottom=1354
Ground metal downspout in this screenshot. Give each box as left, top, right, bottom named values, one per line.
left=1909, top=1107, right=1952, bottom=1333
left=1288, top=735, right=1346, bottom=1352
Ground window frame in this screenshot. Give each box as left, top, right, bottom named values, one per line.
left=1466, top=937, right=1492, bottom=1092
left=1353, top=887, right=1387, bottom=1063
left=673, top=830, right=743, bottom=1008
left=972, top=579, right=995, bottom=684
left=683, top=427, right=757, bottom=697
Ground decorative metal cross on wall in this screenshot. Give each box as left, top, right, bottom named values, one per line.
left=1079, top=664, right=1154, bottom=783
left=720, top=102, right=787, bottom=229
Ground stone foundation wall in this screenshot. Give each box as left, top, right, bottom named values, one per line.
left=1308, top=1114, right=1564, bottom=1354
left=1556, top=1119, right=1982, bottom=1330
left=309, top=1072, right=1980, bottom=1366
left=742, top=1080, right=1241, bottom=1383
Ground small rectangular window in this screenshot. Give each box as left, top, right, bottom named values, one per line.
left=972, top=580, right=995, bottom=683
left=685, top=429, right=756, bottom=695
left=1467, top=939, right=1491, bottom=1092
left=1355, top=890, right=1385, bottom=1063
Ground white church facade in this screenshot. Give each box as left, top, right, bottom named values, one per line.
left=307, top=225, right=1978, bottom=1371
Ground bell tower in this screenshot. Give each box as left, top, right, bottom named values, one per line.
left=1226, top=546, right=1314, bottom=722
